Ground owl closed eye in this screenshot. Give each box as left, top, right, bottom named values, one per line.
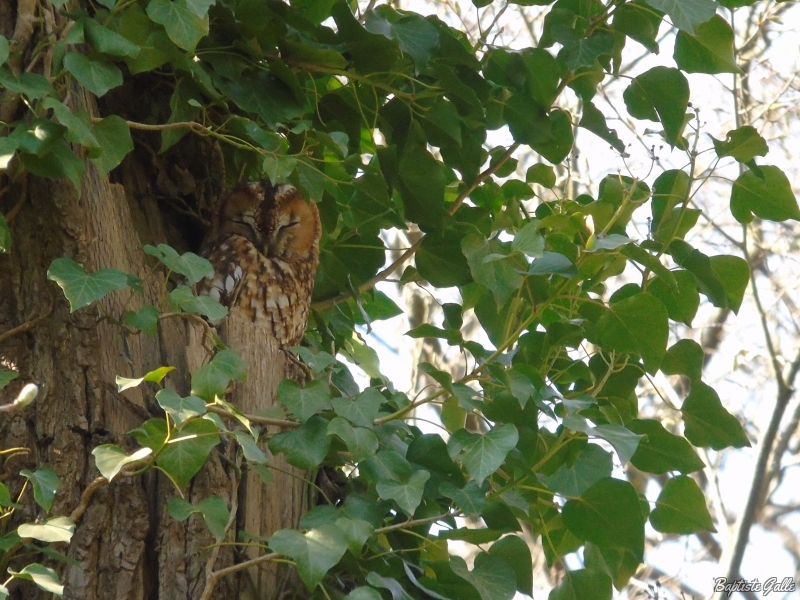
left=197, top=181, right=321, bottom=347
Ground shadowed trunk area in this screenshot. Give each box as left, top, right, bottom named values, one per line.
left=0, top=4, right=305, bottom=596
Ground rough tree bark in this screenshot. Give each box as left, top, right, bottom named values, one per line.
left=0, top=3, right=304, bottom=597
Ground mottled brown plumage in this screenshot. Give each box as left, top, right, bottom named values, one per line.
left=197, top=181, right=321, bottom=347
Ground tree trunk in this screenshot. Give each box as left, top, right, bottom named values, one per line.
left=0, top=9, right=304, bottom=595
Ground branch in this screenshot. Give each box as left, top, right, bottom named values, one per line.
left=90, top=117, right=211, bottom=136
left=206, top=405, right=300, bottom=430
left=0, top=291, right=54, bottom=345
left=201, top=552, right=279, bottom=600
left=69, top=476, right=109, bottom=523
left=714, top=257, right=800, bottom=595
left=202, top=466, right=240, bottom=598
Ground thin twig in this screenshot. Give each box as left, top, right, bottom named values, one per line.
left=716, top=241, right=800, bottom=593
left=206, top=405, right=300, bottom=430
left=201, top=552, right=279, bottom=600
left=69, top=476, right=109, bottom=523
left=0, top=291, right=54, bottom=345
left=4, top=174, right=28, bottom=223
left=202, top=465, right=240, bottom=597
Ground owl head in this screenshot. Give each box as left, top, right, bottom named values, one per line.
left=212, top=181, right=268, bottom=247
left=211, top=181, right=320, bottom=261
left=261, top=184, right=321, bottom=261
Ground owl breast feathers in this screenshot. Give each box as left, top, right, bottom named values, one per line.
left=197, top=182, right=321, bottom=347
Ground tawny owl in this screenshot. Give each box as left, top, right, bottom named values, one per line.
left=197, top=181, right=321, bottom=347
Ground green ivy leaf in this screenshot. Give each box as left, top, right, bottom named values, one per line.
left=730, top=166, right=800, bottom=223
left=417, top=229, right=473, bottom=287
left=20, top=468, right=60, bottom=513
left=365, top=6, right=439, bottom=67
left=157, top=418, right=220, bottom=488
left=668, top=241, right=728, bottom=308
left=525, top=251, right=577, bottom=276
left=185, top=0, right=215, bottom=17
left=343, top=588, right=382, bottom=600
left=169, top=285, right=227, bottom=321
left=537, top=444, right=613, bottom=497
left=331, top=388, right=384, bottom=427
left=560, top=31, right=614, bottom=71
left=597, top=293, right=668, bottom=373
left=650, top=475, right=716, bottom=533
left=0, top=36, right=8, bottom=65
left=17, top=516, right=75, bottom=544
left=627, top=419, right=705, bottom=474
left=42, top=99, right=99, bottom=151
left=651, top=169, right=689, bottom=238
left=91, top=116, right=134, bottom=176
left=613, top=0, right=663, bottom=54
left=0, top=68, right=54, bottom=99
left=155, top=389, right=207, bottom=424
left=146, top=0, right=209, bottom=52
left=548, top=568, right=612, bottom=600
left=674, top=15, right=739, bottom=74
left=197, top=496, right=231, bottom=539
left=167, top=497, right=196, bottom=521
left=660, top=339, right=704, bottom=381
left=681, top=381, right=750, bottom=449
left=84, top=18, right=141, bottom=57
left=333, top=517, right=373, bottom=556
left=64, top=52, right=123, bottom=97
left=129, top=418, right=168, bottom=451
left=116, top=366, right=176, bottom=392
left=448, top=424, right=518, bottom=485
left=21, top=140, right=85, bottom=192
left=8, top=564, right=63, bottom=596
left=269, top=524, right=349, bottom=591
left=462, top=230, right=523, bottom=308
left=376, top=470, right=430, bottom=516
left=231, top=430, right=267, bottom=464
left=327, top=418, right=379, bottom=462
left=439, top=481, right=487, bottom=517
left=579, top=102, right=625, bottom=152
left=47, top=258, right=129, bottom=311
left=563, top=417, right=644, bottom=465
left=646, top=269, right=699, bottom=326
left=562, top=478, right=645, bottom=561
left=124, top=305, right=159, bottom=336
left=190, top=349, right=247, bottom=401
left=92, top=445, right=153, bottom=481
left=511, top=221, right=545, bottom=257
left=397, top=123, right=446, bottom=232
left=11, top=119, right=65, bottom=157
left=644, top=0, right=718, bottom=34
left=0, top=367, right=18, bottom=389
left=450, top=554, right=516, bottom=600
left=526, top=163, right=556, bottom=187
left=623, top=66, right=689, bottom=146
left=269, top=416, right=331, bottom=470
left=278, top=379, right=332, bottom=423
left=488, top=536, right=532, bottom=596
left=709, top=255, right=749, bottom=313
left=144, top=244, right=214, bottom=284
left=711, top=125, right=768, bottom=163
left=507, top=104, right=574, bottom=164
